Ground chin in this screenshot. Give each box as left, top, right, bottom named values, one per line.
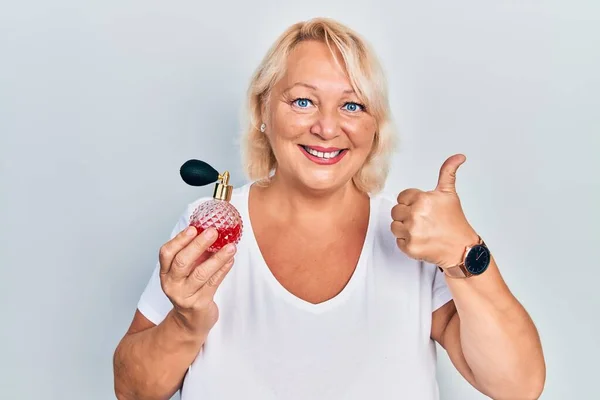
left=295, top=169, right=351, bottom=194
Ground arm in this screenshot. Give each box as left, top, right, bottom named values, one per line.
left=113, top=310, right=207, bottom=400
left=113, top=225, right=236, bottom=399
left=391, top=154, right=546, bottom=399
left=431, top=255, right=546, bottom=399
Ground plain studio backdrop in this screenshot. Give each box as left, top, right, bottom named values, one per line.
left=1, top=1, right=598, bottom=399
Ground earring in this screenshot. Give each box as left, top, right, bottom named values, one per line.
left=260, top=123, right=266, bottom=133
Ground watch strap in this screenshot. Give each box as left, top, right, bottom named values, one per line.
left=442, top=264, right=469, bottom=278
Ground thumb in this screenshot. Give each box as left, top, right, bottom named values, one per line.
left=435, top=154, right=466, bottom=193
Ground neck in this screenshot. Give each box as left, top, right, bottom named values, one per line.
left=255, top=172, right=368, bottom=223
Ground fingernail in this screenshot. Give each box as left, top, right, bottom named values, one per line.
left=185, top=226, right=196, bottom=236
left=225, top=244, right=236, bottom=254
left=204, top=227, right=218, bottom=239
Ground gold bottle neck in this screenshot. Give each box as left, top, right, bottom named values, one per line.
left=213, top=171, right=233, bottom=201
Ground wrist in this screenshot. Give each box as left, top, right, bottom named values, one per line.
left=440, top=230, right=480, bottom=270
left=163, top=310, right=208, bottom=348
left=440, top=231, right=491, bottom=279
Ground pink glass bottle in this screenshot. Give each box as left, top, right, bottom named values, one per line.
left=188, top=171, right=243, bottom=252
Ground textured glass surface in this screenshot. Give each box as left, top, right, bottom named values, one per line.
left=189, top=199, right=243, bottom=252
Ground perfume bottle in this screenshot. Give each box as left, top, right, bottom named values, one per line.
left=180, top=159, right=243, bottom=253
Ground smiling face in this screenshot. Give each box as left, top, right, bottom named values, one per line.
left=263, top=40, right=378, bottom=193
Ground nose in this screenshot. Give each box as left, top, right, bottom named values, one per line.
left=310, top=109, right=340, bottom=140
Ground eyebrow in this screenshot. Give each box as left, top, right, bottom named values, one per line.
left=284, top=82, right=355, bottom=95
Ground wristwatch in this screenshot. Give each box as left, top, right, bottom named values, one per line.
left=440, top=235, right=491, bottom=278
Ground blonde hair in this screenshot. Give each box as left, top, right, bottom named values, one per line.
left=241, top=17, right=397, bottom=194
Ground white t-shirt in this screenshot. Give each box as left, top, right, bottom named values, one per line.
left=138, top=182, right=453, bottom=399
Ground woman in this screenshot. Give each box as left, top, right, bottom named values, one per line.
left=113, top=18, right=545, bottom=399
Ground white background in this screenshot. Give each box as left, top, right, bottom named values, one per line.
left=1, top=1, right=598, bottom=399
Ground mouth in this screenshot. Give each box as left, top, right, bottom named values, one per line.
left=298, top=145, right=348, bottom=165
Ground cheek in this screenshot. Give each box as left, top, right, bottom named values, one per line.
left=270, top=107, right=314, bottom=140
left=345, top=118, right=377, bottom=149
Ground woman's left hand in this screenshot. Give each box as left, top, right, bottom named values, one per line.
left=391, top=154, right=480, bottom=270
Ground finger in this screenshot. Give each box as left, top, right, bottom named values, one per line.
left=394, top=224, right=410, bottom=254
left=185, top=243, right=237, bottom=292
left=391, top=204, right=411, bottom=223
left=159, top=226, right=199, bottom=275
left=169, top=227, right=219, bottom=280
left=201, top=257, right=235, bottom=297
left=391, top=220, right=410, bottom=242
left=395, top=236, right=410, bottom=254
left=435, top=154, right=466, bottom=193
left=187, top=251, right=212, bottom=271
left=397, top=188, right=421, bottom=206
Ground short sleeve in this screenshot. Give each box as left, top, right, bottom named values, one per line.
left=137, top=207, right=191, bottom=325
left=430, top=263, right=453, bottom=312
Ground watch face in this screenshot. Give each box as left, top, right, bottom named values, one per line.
left=465, top=245, right=490, bottom=275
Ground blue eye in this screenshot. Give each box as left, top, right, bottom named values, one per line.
left=343, top=102, right=363, bottom=112
left=293, top=98, right=312, bottom=108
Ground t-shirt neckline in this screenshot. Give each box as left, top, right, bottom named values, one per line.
left=238, top=182, right=377, bottom=314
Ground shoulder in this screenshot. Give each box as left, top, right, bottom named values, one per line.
left=368, top=191, right=399, bottom=255
left=370, top=190, right=397, bottom=218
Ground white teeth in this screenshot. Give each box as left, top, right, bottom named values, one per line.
left=305, top=146, right=341, bottom=159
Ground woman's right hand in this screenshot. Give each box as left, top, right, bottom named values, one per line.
left=158, top=225, right=236, bottom=337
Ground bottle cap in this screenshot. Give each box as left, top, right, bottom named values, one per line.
left=179, top=159, right=234, bottom=201
left=213, top=171, right=233, bottom=201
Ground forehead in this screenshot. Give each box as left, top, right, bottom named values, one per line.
left=279, top=40, right=352, bottom=91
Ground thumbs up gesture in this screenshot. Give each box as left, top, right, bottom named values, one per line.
left=391, top=154, right=479, bottom=270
